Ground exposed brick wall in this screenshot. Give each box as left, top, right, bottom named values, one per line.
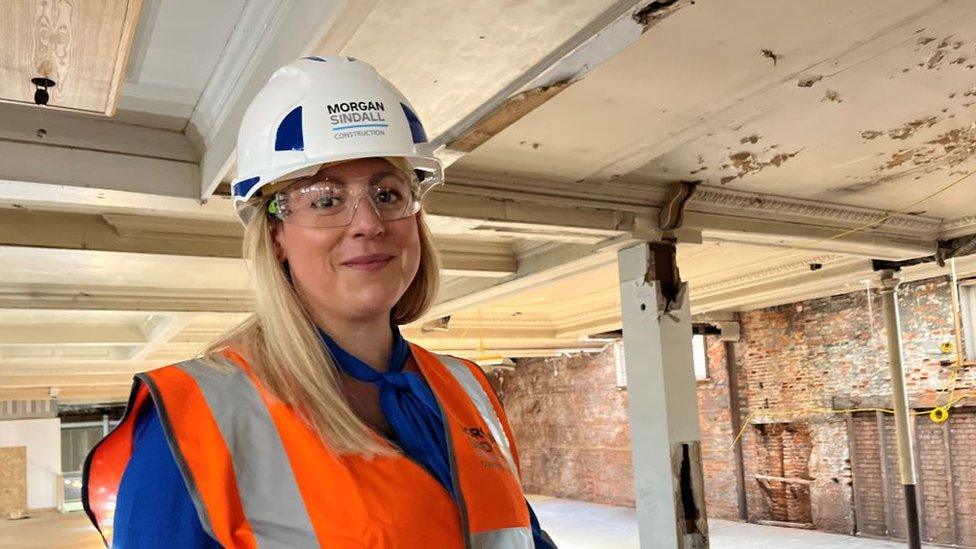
left=487, top=275, right=972, bottom=544
left=950, top=410, right=976, bottom=546
left=696, top=337, right=741, bottom=520
left=490, top=350, right=635, bottom=506
left=734, top=276, right=972, bottom=539
left=490, top=336, right=741, bottom=515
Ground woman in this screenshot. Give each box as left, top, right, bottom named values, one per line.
left=83, top=56, right=556, bottom=548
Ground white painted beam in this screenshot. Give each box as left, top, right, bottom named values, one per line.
left=0, top=140, right=198, bottom=199
left=0, top=325, right=146, bottom=346
left=0, top=285, right=253, bottom=314
left=695, top=219, right=934, bottom=260
left=0, top=209, right=242, bottom=258
left=0, top=371, right=139, bottom=383
left=432, top=0, right=690, bottom=162
left=421, top=235, right=645, bottom=322
left=0, top=102, right=197, bottom=162
left=692, top=252, right=976, bottom=313
left=197, top=0, right=379, bottom=198
left=0, top=210, right=517, bottom=277
left=0, top=180, right=235, bottom=221
left=0, top=385, right=131, bottom=402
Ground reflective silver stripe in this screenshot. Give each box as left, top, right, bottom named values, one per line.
left=435, top=355, right=519, bottom=480
left=171, top=357, right=319, bottom=548
left=472, top=527, right=534, bottom=548
left=436, top=355, right=533, bottom=549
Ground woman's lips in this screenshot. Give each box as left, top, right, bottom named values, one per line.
left=342, top=254, right=393, bottom=272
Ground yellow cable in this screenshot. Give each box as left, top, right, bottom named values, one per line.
left=728, top=394, right=975, bottom=449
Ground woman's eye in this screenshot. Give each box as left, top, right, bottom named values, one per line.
left=311, top=194, right=338, bottom=209
left=374, top=187, right=403, bottom=204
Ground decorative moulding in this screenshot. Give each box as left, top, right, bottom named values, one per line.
left=689, top=187, right=942, bottom=235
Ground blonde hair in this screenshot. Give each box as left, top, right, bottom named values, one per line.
left=204, top=199, right=441, bottom=456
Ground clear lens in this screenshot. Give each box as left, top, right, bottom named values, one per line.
left=274, top=170, right=421, bottom=228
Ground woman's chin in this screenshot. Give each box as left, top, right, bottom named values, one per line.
left=346, top=293, right=401, bottom=320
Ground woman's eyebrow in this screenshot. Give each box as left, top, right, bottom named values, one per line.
left=368, top=169, right=405, bottom=184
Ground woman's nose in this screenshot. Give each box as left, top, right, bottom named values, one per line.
left=347, top=196, right=385, bottom=236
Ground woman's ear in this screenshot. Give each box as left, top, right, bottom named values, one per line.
left=269, top=220, right=287, bottom=262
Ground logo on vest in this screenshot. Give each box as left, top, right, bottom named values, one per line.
left=462, top=426, right=507, bottom=471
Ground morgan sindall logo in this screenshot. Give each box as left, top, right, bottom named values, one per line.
left=328, top=100, right=388, bottom=139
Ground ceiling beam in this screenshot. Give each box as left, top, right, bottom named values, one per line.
left=197, top=0, right=379, bottom=198
left=0, top=134, right=198, bottom=200
left=435, top=171, right=941, bottom=259
left=0, top=325, right=146, bottom=346
left=0, top=102, right=196, bottom=162
left=0, top=180, right=234, bottom=221
left=0, top=209, right=518, bottom=277
left=419, top=234, right=645, bottom=323
left=691, top=252, right=976, bottom=313
left=432, top=0, right=690, bottom=165
left=0, top=385, right=131, bottom=402
left=0, top=209, right=242, bottom=258
left=0, top=284, right=253, bottom=314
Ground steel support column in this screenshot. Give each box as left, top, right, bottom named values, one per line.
left=878, top=269, right=922, bottom=549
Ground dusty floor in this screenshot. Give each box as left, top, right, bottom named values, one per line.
left=0, top=509, right=102, bottom=549
left=529, top=496, right=937, bottom=549
left=0, top=500, right=937, bottom=548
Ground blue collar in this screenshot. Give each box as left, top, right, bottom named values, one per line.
left=317, top=324, right=411, bottom=382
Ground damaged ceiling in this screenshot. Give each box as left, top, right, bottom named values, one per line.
left=2, top=0, right=976, bottom=402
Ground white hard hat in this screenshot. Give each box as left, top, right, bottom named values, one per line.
left=231, top=56, right=443, bottom=221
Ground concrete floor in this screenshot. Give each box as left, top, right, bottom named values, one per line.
left=529, top=496, right=936, bottom=549
left=0, top=500, right=937, bottom=548
left=0, top=510, right=102, bottom=549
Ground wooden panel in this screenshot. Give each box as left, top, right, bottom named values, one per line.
left=851, top=408, right=976, bottom=547
left=0, top=446, right=27, bottom=515
left=949, top=408, right=976, bottom=547
left=0, top=0, right=141, bottom=115
left=849, top=412, right=889, bottom=537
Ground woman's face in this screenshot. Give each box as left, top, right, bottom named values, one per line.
left=271, top=157, right=422, bottom=324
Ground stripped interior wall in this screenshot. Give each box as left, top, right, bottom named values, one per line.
left=492, top=274, right=976, bottom=546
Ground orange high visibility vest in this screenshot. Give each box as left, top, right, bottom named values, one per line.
left=83, top=344, right=531, bottom=548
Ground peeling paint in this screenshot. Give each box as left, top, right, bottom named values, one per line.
left=822, top=90, right=841, bottom=103
left=448, top=80, right=572, bottom=152
left=861, top=130, right=883, bottom=140
left=739, top=135, right=760, bottom=144
left=760, top=49, right=780, bottom=66
left=919, top=34, right=972, bottom=70
left=886, top=116, right=939, bottom=140
left=855, top=122, right=976, bottom=188
left=798, top=75, right=823, bottom=88
left=632, top=0, right=688, bottom=31
left=723, top=148, right=801, bottom=182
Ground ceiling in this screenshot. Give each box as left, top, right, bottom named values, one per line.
left=1, top=0, right=975, bottom=403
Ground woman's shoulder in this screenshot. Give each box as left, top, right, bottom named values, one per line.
left=138, top=349, right=268, bottom=413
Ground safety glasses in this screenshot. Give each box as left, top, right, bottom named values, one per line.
left=268, top=169, right=423, bottom=228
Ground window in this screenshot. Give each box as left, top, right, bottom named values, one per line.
left=613, top=334, right=710, bottom=388
left=613, top=341, right=627, bottom=388
left=961, top=281, right=976, bottom=361
left=692, top=334, right=709, bottom=380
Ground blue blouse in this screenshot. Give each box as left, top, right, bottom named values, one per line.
left=112, top=334, right=555, bottom=547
